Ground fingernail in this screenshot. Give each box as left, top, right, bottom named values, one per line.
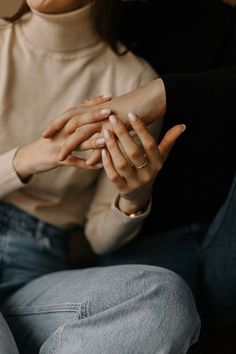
left=100, top=108, right=111, bottom=116
left=104, top=128, right=111, bottom=139
left=128, top=112, right=138, bottom=122
left=181, top=124, right=186, bottom=131
left=93, top=163, right=103, bottom=169
left=102, top=149, right=108, bottom=158
left=109, top=115, right=119, bottom=125
left=96, top=138, right=106, bottom=146
left=102, top=93, right=112, bottom=99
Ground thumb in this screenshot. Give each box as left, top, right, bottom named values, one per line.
left=158, top=124, right=186, bottom=162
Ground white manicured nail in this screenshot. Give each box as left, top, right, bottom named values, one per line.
left=100, top=108, right=111, bottom=116
left=128, top=112, right=138, bottom=122
left=96, top=138, right=106, bottom=146
left=181, top=124, right=186, bottom=131
left=93, top=163, right=103, bottom=169
left=109, top=115, right=119, bottom=125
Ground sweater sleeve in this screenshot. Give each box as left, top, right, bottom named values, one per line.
left=162, top=67, right=236, bottom=126
left=85, top=59, right=158, bottom=255
left=85, top=171, right=151, bottom=255
left=0, top=148, right=28, bottom=198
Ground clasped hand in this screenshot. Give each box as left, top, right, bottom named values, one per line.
left=38, top=95, right=186, bottom=214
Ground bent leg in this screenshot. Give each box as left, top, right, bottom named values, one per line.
left=2, top=265, right=200, bottom=354
left=0, top=312, right=19, bottom=354
left=99, top=225, right=203, bottom=300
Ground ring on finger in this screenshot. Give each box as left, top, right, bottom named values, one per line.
left=136, top=160, right=148, bottom=169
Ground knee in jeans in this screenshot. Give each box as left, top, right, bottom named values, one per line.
left=137, top=266, right=201, bottom=345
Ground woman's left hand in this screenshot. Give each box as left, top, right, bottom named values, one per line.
left=101, top=113, right=186, bottom=215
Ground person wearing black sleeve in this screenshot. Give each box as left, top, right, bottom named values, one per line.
left=98, top=0, right=236, bottom=328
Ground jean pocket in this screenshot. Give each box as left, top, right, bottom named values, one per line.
left=1, top=302, right=89, bottom=354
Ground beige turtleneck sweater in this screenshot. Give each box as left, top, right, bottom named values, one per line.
left=0, top=4, right=158, bottom=253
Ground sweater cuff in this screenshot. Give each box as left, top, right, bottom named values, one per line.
left=111, top=194, right=152, bottom=224
left=0, top=148, right=29, bottom=197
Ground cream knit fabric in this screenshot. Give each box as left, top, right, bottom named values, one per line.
left=0, top=4, right=157, bottom=252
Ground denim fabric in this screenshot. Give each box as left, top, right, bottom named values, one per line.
left=0, top=313, right=19, bottom=354
left=0, top=202, right=200, bottom=354
left=99, top=173, right=236, bottom=328
left=0, top=202, right=70, bottom=304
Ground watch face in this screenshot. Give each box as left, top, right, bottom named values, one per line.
left=0, top=0, right=25, bottom=18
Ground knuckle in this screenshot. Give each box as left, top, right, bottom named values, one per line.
left=65, top=117, right=79, bottom=133
left=76, top=126, right=86, bottom=140
left=115, top=125, right=127, bottom=137
left=53, top=121, right=62, bottom=130
left=92, top=109, right=100, bottom=119
left=66, top=107, right=77, bottom=114
left=107, top=139, right=116, bottom=150
left=110, top=173, right=119, bottom=183
left=116, top=160, right=127, bottom=171
left=129, top=147, right=141, bottom=160
left=146, top=139, right=157, bottom=152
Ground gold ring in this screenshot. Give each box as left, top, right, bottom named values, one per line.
left=136, top=160, right=148, bottom=169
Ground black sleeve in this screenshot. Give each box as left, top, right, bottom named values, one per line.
left=121, top=0, right=236, bottom=128
left=121, top=0, right=236, bottom=73
left=162, top=67, right=236, bottom=126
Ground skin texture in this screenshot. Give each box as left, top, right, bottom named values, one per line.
left=14, top=100, right=184, bottom=215
left=100, top=114, right=185, bottom=214
left=26, top=0, right=90, bottom=14
left=43, top=79, right=167, bottom=161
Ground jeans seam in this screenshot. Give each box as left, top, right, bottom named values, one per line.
left=44, top=301, right=89, bottom=354
left=46, top=325, right=64, bottom=354
left=2, top=303, right=83, bottom=316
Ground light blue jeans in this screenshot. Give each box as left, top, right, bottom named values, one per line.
left=0, top=202, right=200, bottom=354
left=99, top=173, right=236, bottom=328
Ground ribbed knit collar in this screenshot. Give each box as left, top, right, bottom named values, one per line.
left=20, top=4, right=99, bottom=53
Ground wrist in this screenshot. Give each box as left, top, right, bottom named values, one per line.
left=148, top=78, right=166, bottom=121
left=117, top=195, right=150, bottom=216
left=13, top=146, right=33, bottom=182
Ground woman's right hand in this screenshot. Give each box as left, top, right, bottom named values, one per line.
left=13, top=96, right=112, bottom=181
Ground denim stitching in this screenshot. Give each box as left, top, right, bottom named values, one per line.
left=44, top=325, right=64, bottom=354
left=78, top=301, right=89, bottom=319
left=40, top=302, right=89, bottom=354
left=2, top=303, right=82, bottom=316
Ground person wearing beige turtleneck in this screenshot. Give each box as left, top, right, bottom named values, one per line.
left=0, top=1, right=200, bottom=353
left=0, top=1, right=159, bottom=248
